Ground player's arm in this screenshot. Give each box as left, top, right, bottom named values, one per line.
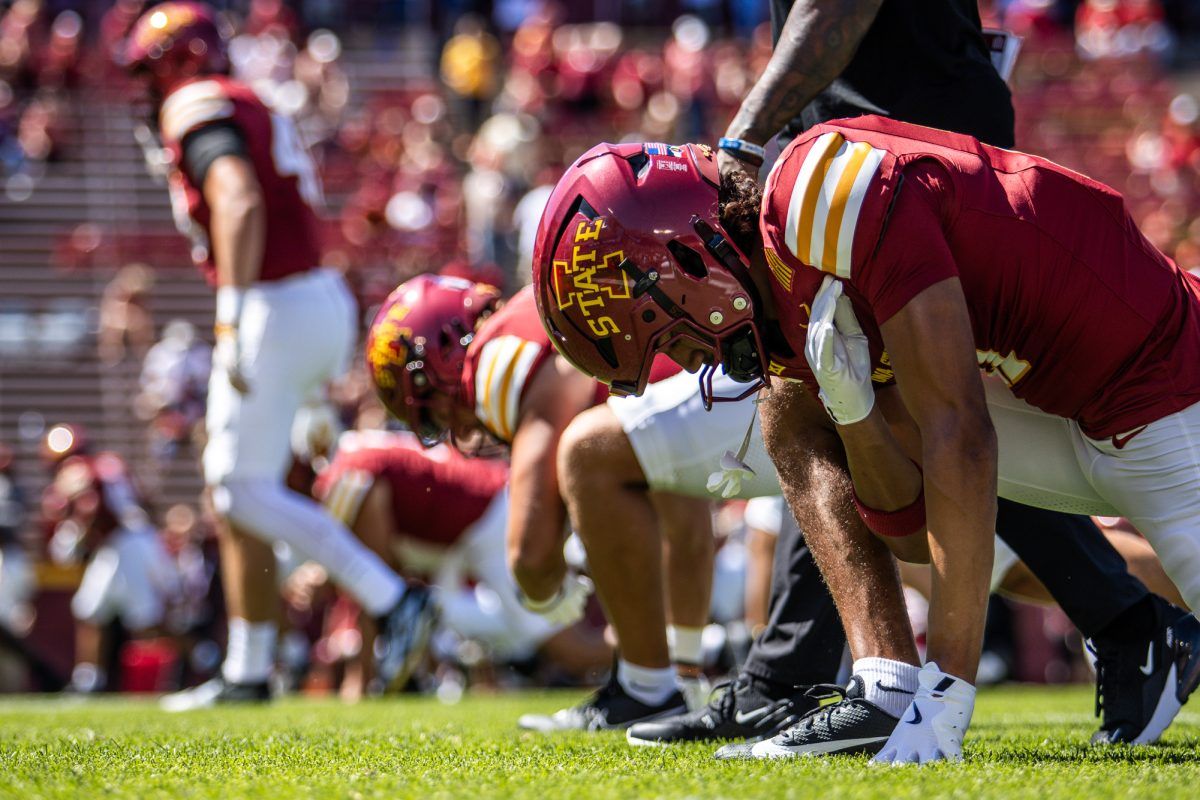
left=880, top=277, right=996, bottom=684
left=719, top=0, right=884, bottom=174
left=505, top=355, right=597, bottom=605
left=184, top=122, right=265, bottom=392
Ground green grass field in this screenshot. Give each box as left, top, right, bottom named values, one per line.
left=1, top=685, right=1197, bottom=799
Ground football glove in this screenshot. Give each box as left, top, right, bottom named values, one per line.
left=519, top=572, right=594, bottom=627
left=805, top=275, right=874, bottom=425
left=873, top=662, right=976, bottom=765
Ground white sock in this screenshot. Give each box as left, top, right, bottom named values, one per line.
left=854, top=656, right=920, bottom=718
left=213, top=478, right=406, bottom=616
left=71, top=663, right=105, bottom=693
left=617, top=659, right=678, bottom=706
left=666, top=625, right=704, bottom=667
left=222, top=618, right=277, bottom=684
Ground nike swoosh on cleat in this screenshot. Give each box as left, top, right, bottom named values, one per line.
left=875, top=680, right=915, bottom=695
left=1141, top=641, right=1156, bottom=676
left=756, top=736, right=889, bottom=757
left=734, top=707, right=771, bottom=724
left=904, top=703, right=922, bottom=725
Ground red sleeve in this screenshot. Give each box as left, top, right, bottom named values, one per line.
left=855, top=161, right=959, bottom=325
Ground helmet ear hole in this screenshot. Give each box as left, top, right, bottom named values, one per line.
left=667, top=239, right=709, bottom=280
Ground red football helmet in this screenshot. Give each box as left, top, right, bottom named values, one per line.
left=123, top=2, right=230, bottom=96
left=532, top=142, right=766, bottom=405
left=365, top=274, right=501, bottom=444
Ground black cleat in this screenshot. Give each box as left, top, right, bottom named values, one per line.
left=518, top=675, right=687, bottom=732
left=374, top=585, right=438, bottom=692
left=626, top=674, right=815, bottom=746
left=160, top=676, right=270, bottom=712
left=716, top=676, right=897, bottom=759
left=1089, top=600, right=1200, bottom=745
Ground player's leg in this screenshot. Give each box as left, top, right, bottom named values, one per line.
left=69, top=546, right=121, bottom=693
left=618, top=373, right=847, bottom=747
left=649, top=489, right=713, bottom=707
left=555, top=407, right=686, bottom=725
left=730, top=380, right=920, bottom=759
left=981, top=379, right=1197, bottom=744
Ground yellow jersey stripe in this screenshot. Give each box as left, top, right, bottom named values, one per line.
left=478, top=339, right=507, bottom=436
left=785, top=132, right=844, bottom=265
left=495, top=340, right=530, bottom=441
left=834, top=146, right=885, bottom=278
left=820, top=142, right=875, bottom=273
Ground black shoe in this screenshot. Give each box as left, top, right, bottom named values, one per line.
left=626, top=674, right=815, bottom=746
left=1089, top=599, right=1200, bottom=745
left=716, top=676, right=897, bottom=759
left=374, top=585, right=438, bottom=692
left=159, top=676, right=270, bottom=712
left=518, top=675, right=687, bottom=732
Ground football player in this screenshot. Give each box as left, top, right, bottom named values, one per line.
left=312, top=428, right=612, bottom=682
left=532, top=131, right=1200, bottom=762
left=367, top=275, right=738, bottom=728
left=122, top=3, right=431, bottom=709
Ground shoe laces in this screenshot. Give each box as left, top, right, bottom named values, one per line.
left=1086, top=637, right=1138, bottom=728
left=780, top=684, right=849, bottom=741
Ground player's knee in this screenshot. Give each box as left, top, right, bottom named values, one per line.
left=208, top=476, right=273, bottom=533
left=557, top=407, right=642, bottom=494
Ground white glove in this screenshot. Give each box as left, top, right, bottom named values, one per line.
left=519, top=573, right=594, bottom=626
left=706, top=450, right=757, bottom=499
left=873, top=662, right=976, bottom=765
left=291, top=402, right=343, bottom=463
left=214, top=286, right=251, bottom=394
left=805, top=275, right=874, bottom=425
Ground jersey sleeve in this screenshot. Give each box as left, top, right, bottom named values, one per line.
left=854, top=160, right=960, bottom=325
left=472, top=335, right=546, bottom=442
left=159, top=79, right=236, bottom=147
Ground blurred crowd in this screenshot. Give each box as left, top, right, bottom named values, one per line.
left=3, top=0, right=1200, bottom=696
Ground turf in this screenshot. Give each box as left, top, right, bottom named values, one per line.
left=0, top=685, right=1197, bottom=799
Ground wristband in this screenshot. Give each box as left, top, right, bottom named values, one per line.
left=853, top=485, right=926, bottom=538
left=215, top=285, right=246, bottom=327
left=718, top=137, right=766, bottom=165
left=518, top=586, right=563, bottom=613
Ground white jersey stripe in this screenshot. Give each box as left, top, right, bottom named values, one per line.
left=784, top=132, right=842, bottom=258
left=809, top=139, right=860, bottom=270
left=834, top=146, right=886, bottom=278
left=475, top=336, right=544, bottom=441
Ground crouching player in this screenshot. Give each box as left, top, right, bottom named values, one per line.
left=531, top=130, right=1200, bottom=762
left=313, top=428, right=612, bottom=683
left=123, top=3, right=431, bottom=709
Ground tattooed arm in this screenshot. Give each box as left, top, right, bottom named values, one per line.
left=719, top=0, right=883, bottom=175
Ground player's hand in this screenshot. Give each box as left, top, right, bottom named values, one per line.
left=873, top=662, right=976, bottom=765
left=213, top=325, right=251, bottom=394
left=519, top=572, right=594, bottom=626
left=805, top=275, right=874, bottom=425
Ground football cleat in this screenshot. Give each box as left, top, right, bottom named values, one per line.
left=716, top=676, right=898, bottom=759
left=159, top=676, right=270, bottom=712
left=626, top=674, right=815, bottom=746
left=374, top=585, right=438, bottom=692
left=518, top=675, right=686, bottom=732
left=1089, top=600, right=1200, bottom=745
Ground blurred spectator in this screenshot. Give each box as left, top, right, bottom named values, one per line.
left=42, top=447, right=181, bottom=694
left=0, top=443, right=33, bottom=638
left=440, top=15, right=500, bottom=131
left=137, top=320, right=211, bottom=464
left=97, top=264, right=155, bottom=366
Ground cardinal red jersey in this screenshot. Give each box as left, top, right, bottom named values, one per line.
left=42, top=453, right=151, bottom=542
left=315, top=430, right=508, bottom=546
left=461, top=286, right=683, bottom=443
left=761, top=115, right=1200, bottom=439
left=158, top=75, right=322, bottom=285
